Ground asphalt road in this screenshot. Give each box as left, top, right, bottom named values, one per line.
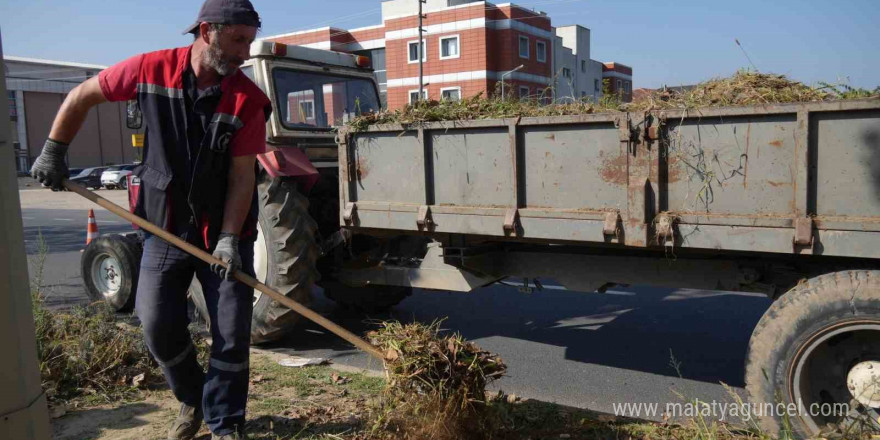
left=18, top=187, right=774, bottom=423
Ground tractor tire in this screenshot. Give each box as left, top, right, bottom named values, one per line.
left=321, top=281, right=412, bottom=313
left=744, top=270, right=880, bottom=438
left=81, top=234, right=142, bottom=312
left=189, top=171, right=320, bottom=345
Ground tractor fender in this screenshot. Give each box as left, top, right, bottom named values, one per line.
left=257, top=147, right=320, bottom=194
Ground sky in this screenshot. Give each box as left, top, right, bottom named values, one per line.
left=1, top=0, right=878, bottom=89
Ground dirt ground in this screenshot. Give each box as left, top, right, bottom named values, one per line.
left=19, top=180, right=130, bottom=210
left=51, top=350, right=382, bottom=440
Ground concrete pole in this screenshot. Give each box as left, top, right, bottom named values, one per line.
left=0, top=29, right=52, bottom=440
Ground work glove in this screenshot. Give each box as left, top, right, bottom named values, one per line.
left=211, top=233, right=241, bottom=281
left=31, top=139, right=70, bottom=191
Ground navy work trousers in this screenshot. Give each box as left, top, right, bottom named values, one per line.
left=135, top=235, right=254, bottom=436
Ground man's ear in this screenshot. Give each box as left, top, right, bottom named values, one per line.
left=198, top=22, right=212, bottom=44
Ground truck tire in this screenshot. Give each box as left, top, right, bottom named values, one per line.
left=321, top=280, right=412, bottom=313
left=745, top=270, right=880, bottom=438
left=81, top=234, right=142, bottom=312
left=189, top=171, right=320, bottom=345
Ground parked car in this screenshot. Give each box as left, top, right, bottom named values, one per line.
left=69, top=168, right=84, bottom=177
left=101, top=165, right=137, bottom=189
left=70, top=167, right=108, bottom=189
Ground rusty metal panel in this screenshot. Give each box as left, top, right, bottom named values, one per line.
left=431, top=128, right=515, bottom=207
left=350, top=131, right=425, bottom=204
left=812, top=109, right=880, bottom=218
left=666, top=114, right=798, bottom=216
left=521, top=123, right=624, bottom=210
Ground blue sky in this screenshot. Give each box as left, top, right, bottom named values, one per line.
left=1, top=0, right=878, bottom=89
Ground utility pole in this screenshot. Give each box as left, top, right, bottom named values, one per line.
left=0, top=30, right=51, bottom=440
left=418, top=0, right=426, bottom=101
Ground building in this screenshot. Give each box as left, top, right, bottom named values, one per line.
left=263, top=0, right=633, bottom=109
left=4, top=56, right=140, bottom=174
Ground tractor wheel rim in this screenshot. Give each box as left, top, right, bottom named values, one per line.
left=252, top=222, right=268, bottom=306
left=92, top=253, right=122, bottom=297
left=790, top=320, right=880, bottom=434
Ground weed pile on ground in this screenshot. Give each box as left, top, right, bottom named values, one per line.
left=32, top=295, right=161, bottom=403
left=33, top=293, right=209, bottom=405
left=346, top=71, right=878, bottom=131
left=366, top=320, right=507, bottom=440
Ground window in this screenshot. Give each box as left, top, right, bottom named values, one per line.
left=299, top=100, right=315, bottom=120
left=441, top=87, right=461, bottom=101
left=536, top=41, right=546, bottom=63
left=518, top=35, right=529, bottom=59
left=594, top=79, right=600, bottom=92
left=562, top=67, right=571, bottom=78
left=408, top=39, right=426, bottom=63
left=617, top=79, right=622, bottom=91
left=409, top=89, right=428, bottom=104
left=8, top=91, right=16, bottom=119
left=581, top=60, right=586, bottom=73
left=439, top=35, right=460, bottom=60
left=273, top=68, right=381, bottom=130
left=625, top=81, right=631, bottom=94
left=518, top=86, right=530, bottom=99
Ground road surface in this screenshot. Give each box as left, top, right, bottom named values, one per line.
left=20, top=187, right=773, bottom=423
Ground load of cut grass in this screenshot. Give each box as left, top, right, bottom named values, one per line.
left=32, top=294, right=163, bottom=403
left=346, top=70, right=878, bottom=131
left=366, top=320, right=507, bottom=440
left=630, top=70, right=879, bottom=111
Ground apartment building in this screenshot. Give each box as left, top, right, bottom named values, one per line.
left=264, top=0, right=633, bottom=109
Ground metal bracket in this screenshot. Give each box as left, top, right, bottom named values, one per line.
left=793, top=217, right=814, bottom=246
left=615, top=115, right=633, bottom=143
left=603, top=211, right=621, bottom=237
left=503, top=208, right=520, bottom=235
left=417, top=205, right=433, bottom=230
left=342, top=202, right=358, bottom=225
left=655, top=214, right=675, bottom=244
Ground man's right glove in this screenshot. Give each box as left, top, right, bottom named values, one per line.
left=31, top=139, right=70, bottom=190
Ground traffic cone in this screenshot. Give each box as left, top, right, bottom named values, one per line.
left=86, top=209, right=99, bottom=246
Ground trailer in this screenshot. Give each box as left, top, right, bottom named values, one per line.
left=333, top=100, right=880, bottom=437
left=80, top=39, right=880, bottom=438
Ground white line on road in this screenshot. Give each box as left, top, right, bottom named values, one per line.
left=22, top=217, right=35, bottom=220
left=52, top=218, right=75, bottom=222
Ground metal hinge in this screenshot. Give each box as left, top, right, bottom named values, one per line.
left=655, top=213, right=675, bottom=244
left=793, top=217, right=814, bottom=246
left=603, top=211, right=621, bottom=238
left=417, top=205, right=433, bottom=231
left=503, top=208, right=520, bottom=235
left=342, top=202, right=358, bottom=225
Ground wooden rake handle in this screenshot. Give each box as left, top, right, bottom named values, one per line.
left=63, top=180, right=385, bottom=361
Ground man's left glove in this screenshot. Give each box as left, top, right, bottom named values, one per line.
left=31, top=139, right=70, bottom=190
left=211, top=233, right=241, bottom=281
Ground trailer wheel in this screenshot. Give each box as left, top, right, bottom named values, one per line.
left=189, top=171, right=319, bottom=344
left=81, top=235, right=142, bottom=312
left=321, top=280, right=412, bottom=313
left=745, top=270, right=880, bottom=438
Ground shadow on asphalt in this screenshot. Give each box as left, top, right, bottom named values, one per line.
left=269, top=283, right=772, bottom=388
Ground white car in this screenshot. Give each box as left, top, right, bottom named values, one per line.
left=100, top=164, right=137, bottom=189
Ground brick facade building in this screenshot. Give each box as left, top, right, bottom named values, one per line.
left=265, top=0, right=632, bottom=109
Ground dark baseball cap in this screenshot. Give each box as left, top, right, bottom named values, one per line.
left=182, top=0, right=262, bottom=35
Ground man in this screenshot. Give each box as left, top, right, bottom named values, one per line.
left=30, top=1, right=270, bottom=438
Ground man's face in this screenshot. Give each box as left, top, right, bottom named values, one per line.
left=204, top=24, right=257, bottom=76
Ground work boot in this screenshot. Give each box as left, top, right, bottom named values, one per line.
left=166, top=402, right=203, bottom=440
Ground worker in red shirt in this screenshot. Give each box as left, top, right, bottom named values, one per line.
left=30, top=1, right=269, bottom=439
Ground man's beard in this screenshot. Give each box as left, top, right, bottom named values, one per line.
left=203, top=38, right=243, bottom=76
